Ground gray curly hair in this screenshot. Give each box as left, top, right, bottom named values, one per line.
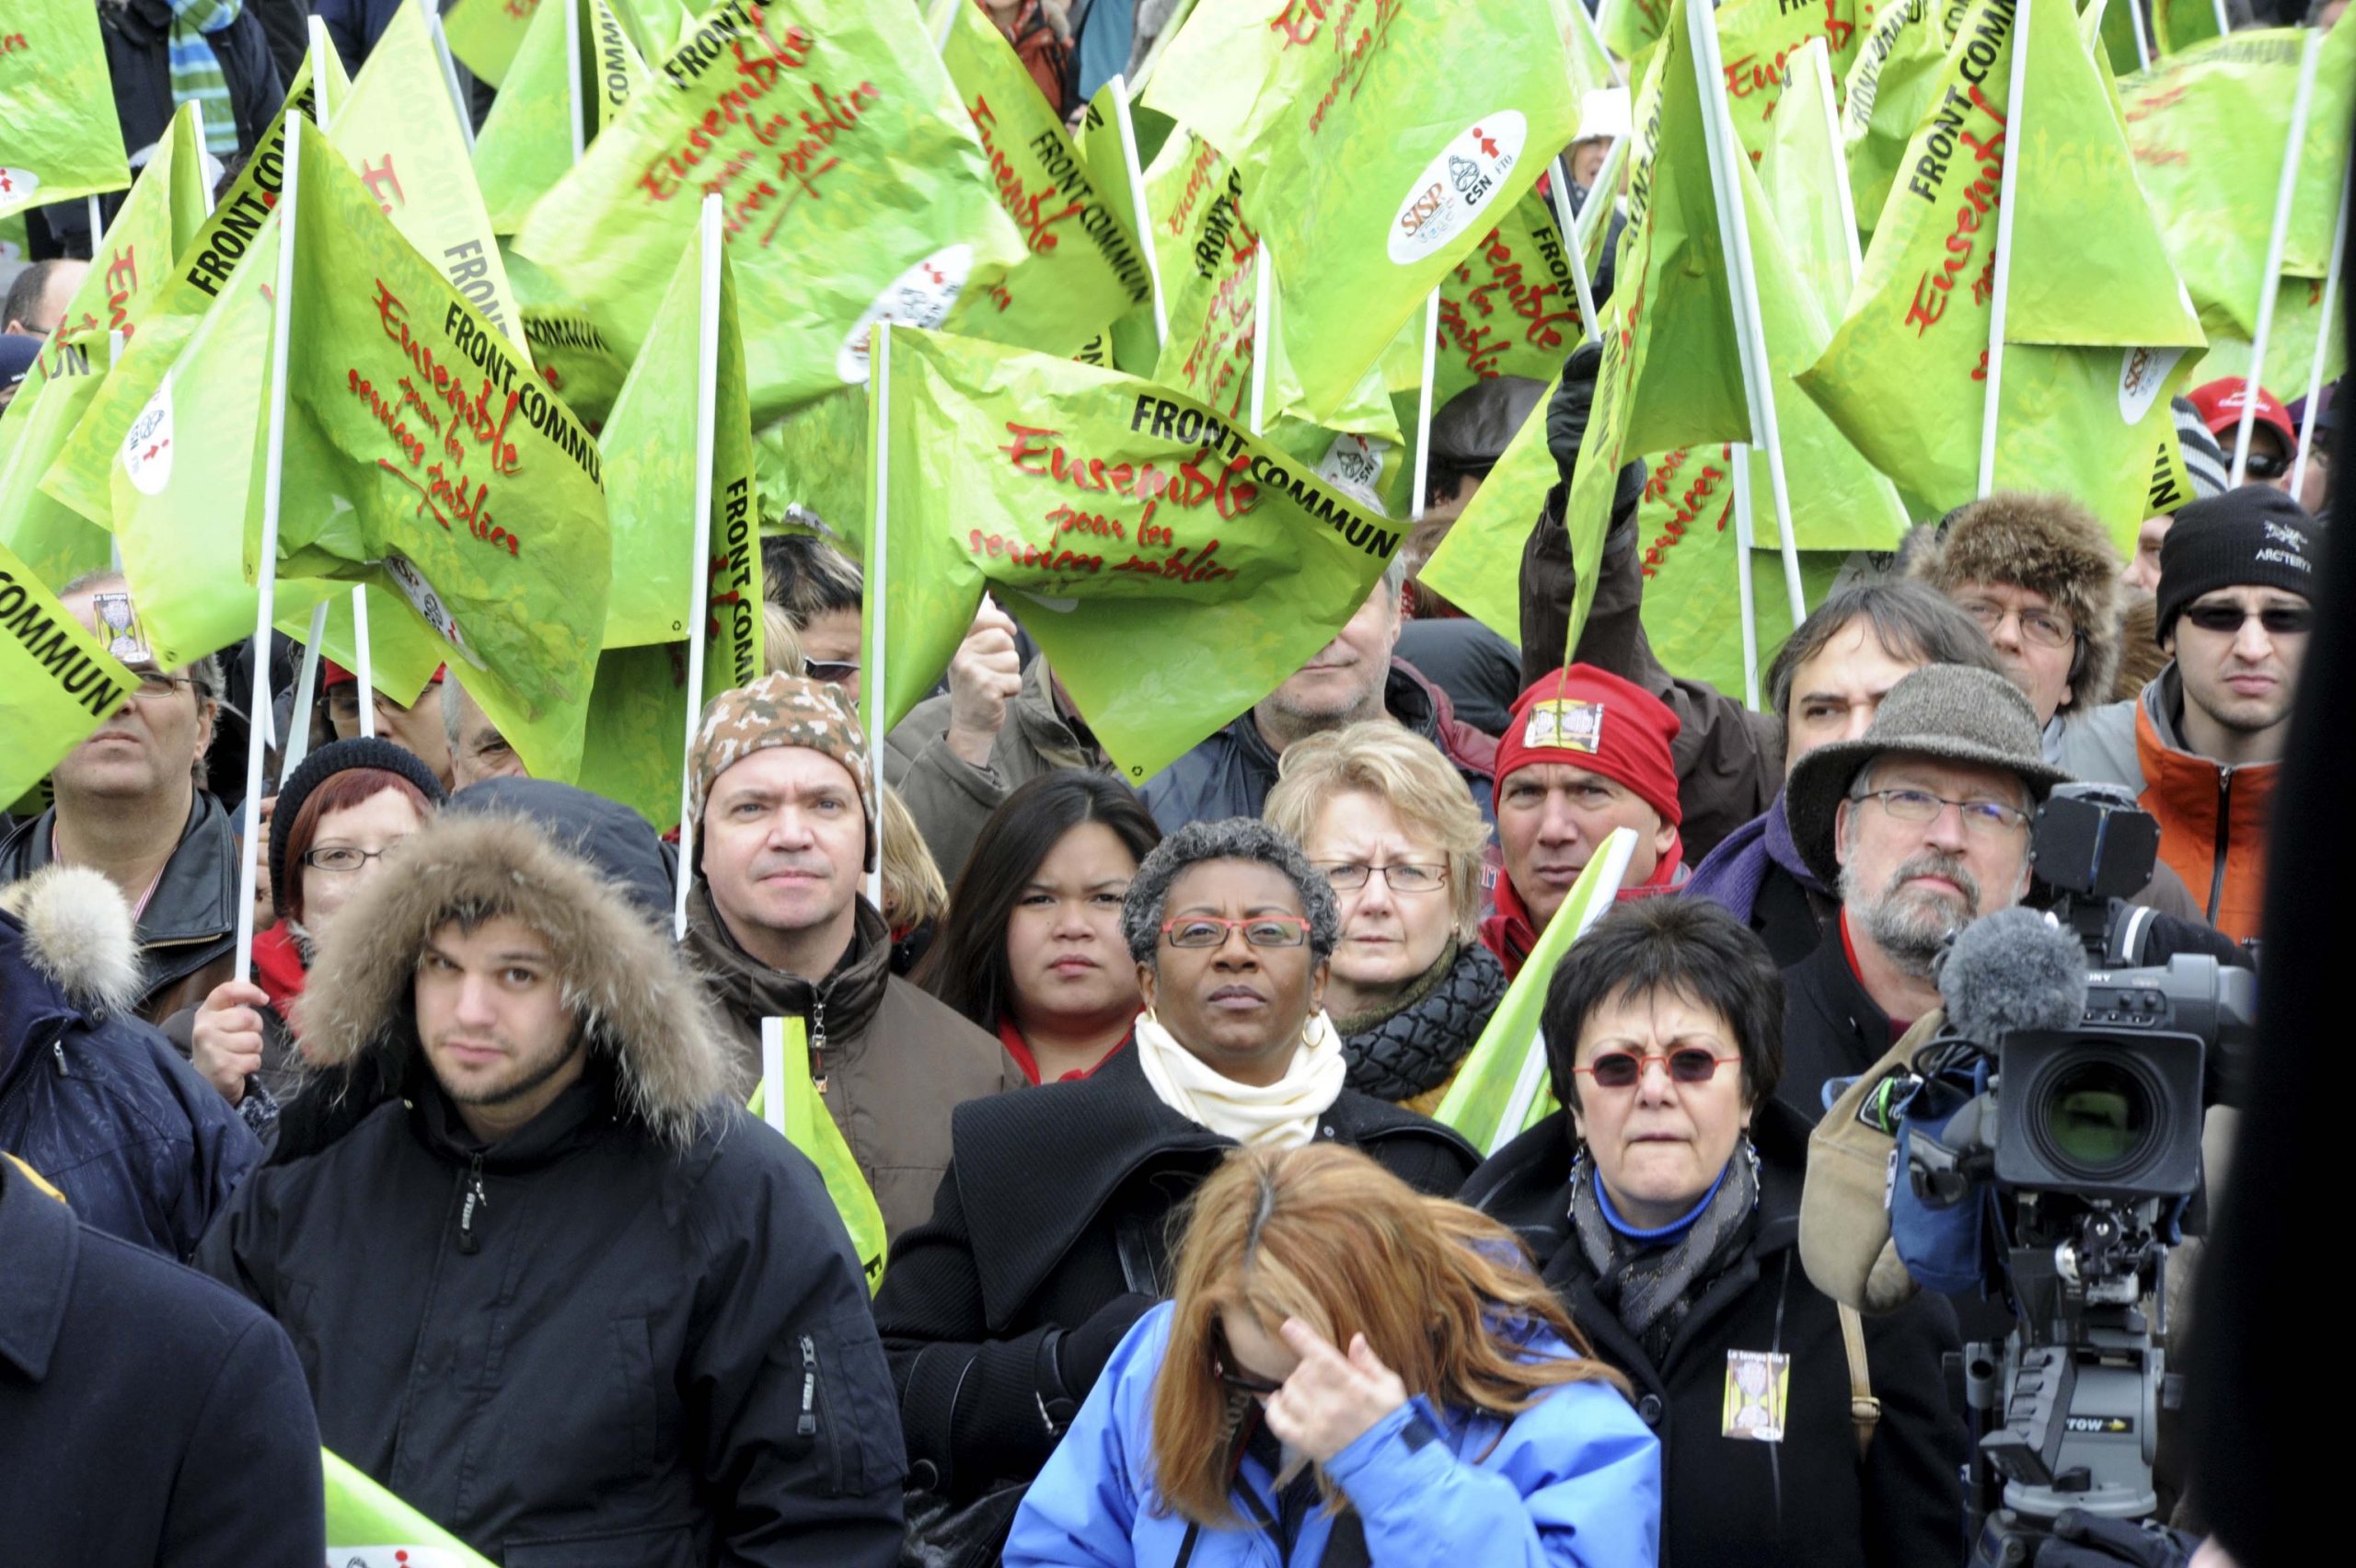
left=1120, top=817, right=1339, bottom=967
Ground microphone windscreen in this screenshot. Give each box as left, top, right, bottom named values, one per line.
left=1937, top=907, right=2087, bottom=1043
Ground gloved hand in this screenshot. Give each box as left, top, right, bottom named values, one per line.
left=1053, top=1292, right=1159, bottom=1398
left=1544, top=341, right=1608, bottom=494
left=2034, top=1509, right=2200, bottom=1568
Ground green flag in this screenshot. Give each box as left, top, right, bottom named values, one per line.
left=0, top=106, right=202, bottom=584
left=938, top=0, right=1154, bottom=358
left=2150, top=0, right=2223, bottom=57
left=578, top=221, right=763, bottom=829
left=514, top=0, right=1027, bottom=420
left=1141, top=0, right=1586, bottom=420
left=41, top=61, right=330, bottom=528
left=754, top=386, right=868, bottom=544
left=474, top=0, right=655, bottom=233
left=873, top=328, right=1403, bottom=782
left=1415, top=371, right=1561, bottom=648
left=0, top=0, right=131, bottom=218
left=443, top=0, right=545, bottom=86
left=1426, top=190, right=1589, bottom=414
left=1433, top=827, right=1636, bottom=1154
left=1842, top=0, right=1951, bottom=236
left=1762, top=37, right=1864, bottom=323
left=267, top=118, right=612, bottom=781
left=0, top=540, right=139, bottom=810
left=2288, top=18, right=2355, bottom=281
left=323, top=1448, right=495, bottom=1566
left=1715, top=0, right=1877, bottom=164
left=1800, top=0, right=2200, bottom=544
left=1600, top=0, right=1674, bottom=63
left=506, top=246, right=633, bottom=429
left=748, top=1017, right=888, bottom=1292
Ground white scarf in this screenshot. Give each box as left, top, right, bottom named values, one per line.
left=1132, top=1008, right=1348, bottom=1149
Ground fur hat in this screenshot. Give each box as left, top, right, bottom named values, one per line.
left=295, top=811, right=743, bottom=1148
left=1901, top=490, right=2123, bottom=719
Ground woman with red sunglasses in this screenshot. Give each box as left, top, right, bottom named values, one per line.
left=1461, top=897, right=1968, bottom=1568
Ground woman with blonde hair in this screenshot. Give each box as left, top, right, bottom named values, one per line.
left=1005, top=1144, right=1660, bottom=1567
left=1265, top=721, right=1505, bottom=1113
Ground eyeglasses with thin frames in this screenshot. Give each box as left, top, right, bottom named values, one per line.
left=1956, top=597, right=2075, bottom=651
left=1314, top=861, right=1449, bottom=894
left=1160, top=916, right=1311, bottom=949
left=1851, top=787, right=2030, bottom=836
left=301, top=844, right=409, bottom=875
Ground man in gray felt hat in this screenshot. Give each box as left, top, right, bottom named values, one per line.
left=1770, top=664, right=2068, bottom=1123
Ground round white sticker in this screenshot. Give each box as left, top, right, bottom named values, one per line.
left=837, top=244, right=975, bottom=384
left=2118, top=346, right=2186, bottom=426
left=121, top=375, right=176, bottom=497
left=0, top=167, right=41, bottom=206
left=1387, top=112, right=1528, bottom=266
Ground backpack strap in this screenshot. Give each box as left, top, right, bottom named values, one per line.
left=1838, top=1303, right=1881, bottom=1460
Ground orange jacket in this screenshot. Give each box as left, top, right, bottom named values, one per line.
left=2131, top=694, right=2277, bottom=943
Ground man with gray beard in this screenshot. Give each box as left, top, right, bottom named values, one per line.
left=1763, top=664, right=2064, bottom=1123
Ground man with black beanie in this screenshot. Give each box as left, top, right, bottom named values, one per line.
left=2056, top=485, right=2320, bottom=940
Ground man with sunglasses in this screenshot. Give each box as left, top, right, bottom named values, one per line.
left=2056, top=488, right=2319, bottom=941
left=2189, top=377, right=2304, bottom=497
left=0, top=573, right=241, bottom=1026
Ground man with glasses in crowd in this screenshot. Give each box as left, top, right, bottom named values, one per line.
left=2056, top=488, right=2318, bottom=942
left=1770, top=664, right=2062, bottom=1123
left=1, top=573, right=240, bottom=1026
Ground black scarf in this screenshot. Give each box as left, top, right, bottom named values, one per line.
left=1569, top=1140, right=1761, bottom=1367
left=1335, top=940, right=1507, bottom=1101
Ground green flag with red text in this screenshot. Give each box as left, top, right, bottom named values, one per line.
left=1842, top=0, right=1950, bottom=236
left=1715, top=0, right=1877, bottom=165
left=874, top=328, right=1404, bottom=783
left=0, top=0, right=131, bottom=219
left=939, top=0, right=1154, bottom=359
left=324, top=1448, right=495, bottom=1567
left=1140, top=0, right=1587, bottom=421
left=444, top=0, right=545, bottom=86
left=0, top=539, right=139, bottom=810
left=474, top=0, right=656, bottom=232
left=1415, top=371, right=1560, bottom=649
left=264, top=118, right=611, bottom=781
left=514, top=0, right=1027, bottom=421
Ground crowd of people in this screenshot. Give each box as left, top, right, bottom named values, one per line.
left=1, top=1, right=2337, bottom=1565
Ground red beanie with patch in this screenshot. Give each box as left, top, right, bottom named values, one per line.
left=1495, top=664, right=1683, bottom=826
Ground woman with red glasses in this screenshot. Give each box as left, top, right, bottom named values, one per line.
left=875, top=819, right=1478, bottom=1560
left=1461, top=897, right=1967, bottom=1568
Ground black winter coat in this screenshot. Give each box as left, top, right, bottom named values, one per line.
left=0, top=1154, right=323, bottom=1568
left=1463, top=1101, right=1967, bottom=1568
left=872, top=1041, right=1479, bottom=1499
left=199, top=1067, right=905, bottom=1567
left=0, top=867, right=258, bottom=1261
left=98, top=0, right=283, bottom=158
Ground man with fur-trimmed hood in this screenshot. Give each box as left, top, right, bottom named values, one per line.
left=1900, top=490, right=2124, bottom=753
left=196, top=800, right=906, bottom=1565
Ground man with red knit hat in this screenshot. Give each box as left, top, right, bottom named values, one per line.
left=320, top=661, right=452, bottom=790
left=2188, top=377, right=2301, bottom=497
left=1481, top=664, right=1686, bottom=978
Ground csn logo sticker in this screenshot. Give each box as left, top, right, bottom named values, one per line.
left=1388, top=112, right=1526, bottom=266
left=121, top=375, right=175, bottom=497
left=837, top=245, right=974, bottom=384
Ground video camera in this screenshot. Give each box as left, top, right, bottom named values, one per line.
left=1890, top=785, right=2255, bottom=1564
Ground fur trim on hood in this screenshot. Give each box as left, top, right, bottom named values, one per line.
left=1, top=864, right=144, bottom=1020
left=1901, top=490, right=2123, bottom=719
left=296, top=812, right=743, bottom=1149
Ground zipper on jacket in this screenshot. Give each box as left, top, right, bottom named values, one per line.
left=457, top=1154, right=488, bottom=1255
left=2207, top=767, right=2234, bottom=925
left=798, top=1333, right=820, bottom=1435
left=809, top=998, right=828, bottom=1094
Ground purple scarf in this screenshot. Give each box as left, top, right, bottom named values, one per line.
left=1683, top=789, right=1824, bottom=922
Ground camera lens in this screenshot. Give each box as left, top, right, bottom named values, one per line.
left=2038, top=1059, right=2154, bottom=1176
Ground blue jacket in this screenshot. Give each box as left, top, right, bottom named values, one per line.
left=0, top=866, right=259, bottom=1260
left=1005, top=1303, right=1660, bottom=1568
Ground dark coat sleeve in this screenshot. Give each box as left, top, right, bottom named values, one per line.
left=872, top=1162, right=1076, bottom=1500
left=160, top=1313, right=324, bottom=1568
left=1518, top=344, right=1783, bottom=861
left=687, top=1135, right=905, bottom=1566
left=1859, top=1295, right=1968, bottom=1568
left=158, top=1038, right=262, bottom=1263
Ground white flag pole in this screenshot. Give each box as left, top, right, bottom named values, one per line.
left=1546, top=162, right=1605, bottom=347
left=237, top=111, right=304, bottom=980
left=1690, top=0, right=1806, bottom=623
left=2126, top=0, right=2153, bottom=74
left=565, top=0, right=587, bottom=162
left=1108, top=74, right=1169, bottom=350
left=280, top=601, right=331, bottom=779
left=2291, top=179, right=2349, bottom=502
left=1574, top=134, right=1629, bottom=259
left=1976, top=0, right=2034, bottom=500
left=429, top=6, right=478, bottom=153
left=2209, top=0, right=2231, bottom=42
left=1410, top=290, right=1441, bottom=524
left=863, top=324, right=893, bottom=915
left=1248, top=242, right=1272, bottom=435
left=1732, top=444, right=1762, bottom=710
left=2231, top=30, right=2320, bottom=489
left=760, top=1017, right=789, bottom=1136
left=304, top=25, right=375, bottom=738
left=1807, top=44, right=1865, bottom=294
left=673, top=195, right=725, bottom=941
left=86, top=196, right=103, bottom=254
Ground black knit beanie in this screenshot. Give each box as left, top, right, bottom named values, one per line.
left=270, top=737, right=448, bottom=913
left=2154, top=485, right=2321, bottom=645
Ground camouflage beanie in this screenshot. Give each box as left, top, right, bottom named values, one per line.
left=689, top=674, right=875, bottom=870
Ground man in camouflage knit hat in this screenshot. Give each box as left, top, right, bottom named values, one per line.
left=683, top=674, right=1018, bottom=1244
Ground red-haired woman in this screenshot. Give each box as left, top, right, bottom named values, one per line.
left=169, top=738, right=443, bottom=1138
left=1004, top=1144, right=1660, bottom=1567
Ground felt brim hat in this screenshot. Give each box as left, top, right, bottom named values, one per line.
left=1784, top=663, right=2070, bottom=890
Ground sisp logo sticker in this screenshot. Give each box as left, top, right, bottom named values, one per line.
left=2117, top=346, right=2185, bottom=426
left=121, top=374, right=174, bottom=496
left=1389, top=113, right=1526, bottom=265
left=837, top=244, right=974, bottom=384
